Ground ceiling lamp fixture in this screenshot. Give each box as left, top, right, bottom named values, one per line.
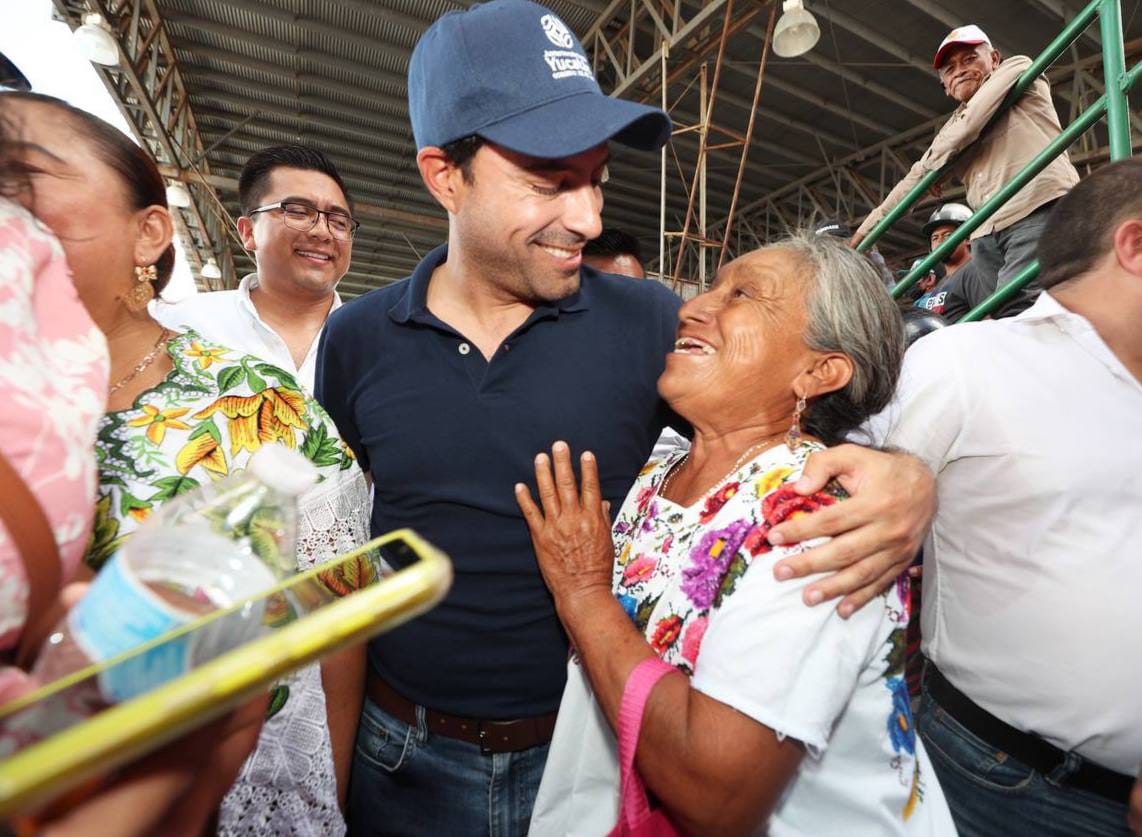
left=165, top=181, right=191, bottom=208
left=773, top=0, right=821, bottom=58
left=200, top=258, right=223, bottom=281
left=73, top=13, right=120, bottom=67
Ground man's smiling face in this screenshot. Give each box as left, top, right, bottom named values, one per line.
left=240, top=166, right=353, bottom=298
left=450, top=142, right=609, bottom=304
left=938, top=43, right=1001, bottom=104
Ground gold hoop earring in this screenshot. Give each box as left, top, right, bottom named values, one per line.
left=125, top=264, right=157, bottom=313
left=785, top=395, right=806, bottom=450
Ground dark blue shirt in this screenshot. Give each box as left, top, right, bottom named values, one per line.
left=316, top=245, right=682, bottom=718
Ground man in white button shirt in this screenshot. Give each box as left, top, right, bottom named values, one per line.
left=879, top=160, right=1142, bottom=836
left=156, top=145, right=356, bottom=391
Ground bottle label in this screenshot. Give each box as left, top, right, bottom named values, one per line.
left=70, top=553, right=195, bottom=703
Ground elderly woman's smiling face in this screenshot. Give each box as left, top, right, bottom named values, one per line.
left=659, top=247, right=849, bottom=432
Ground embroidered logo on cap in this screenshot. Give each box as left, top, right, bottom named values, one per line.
left=541, top=14, right=574, bottom=48
left=539, top=13, right=593, bottom=81
left=544, top=50, right=593, bottom=79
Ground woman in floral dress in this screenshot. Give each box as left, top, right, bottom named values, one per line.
left=5, top=92, right=368, bottom=835
left=521, top=236, right=957, bottom=835
left=89, top=329, right=368, bottom=836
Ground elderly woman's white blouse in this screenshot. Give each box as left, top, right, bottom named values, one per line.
left=530, top=443, right=955, bottom=836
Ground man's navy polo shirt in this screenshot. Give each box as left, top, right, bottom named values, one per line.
left=316, top=245, right=682, bottom=719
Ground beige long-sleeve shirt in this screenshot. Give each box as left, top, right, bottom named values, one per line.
left=857, top=56, right=1079, bottom=240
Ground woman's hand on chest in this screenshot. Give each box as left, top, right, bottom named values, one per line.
left=515, top=442, right=616, bottom=619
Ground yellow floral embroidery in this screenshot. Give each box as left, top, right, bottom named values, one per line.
left=183, top=342, right=230, bottom=370
left=193, top=387, right=308, bottom=455
left=175, top=431, right=229, bottom=476
left=127, top=405, right=191, bottom=445
left=754, top=465, right=795, bottom=498
left=903, top=764, right=920, bottom=820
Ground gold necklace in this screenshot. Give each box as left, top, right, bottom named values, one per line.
left=659, top=436, right=785, bottom=503
left=109, top=328, right=172, bottom=395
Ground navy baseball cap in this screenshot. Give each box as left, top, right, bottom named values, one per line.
left=813, top=218, right=853, bottom=239
left=408, top=0, right=672, bottom=159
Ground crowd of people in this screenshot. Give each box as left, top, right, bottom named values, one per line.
left=1, top=0, right=1139, bottom=835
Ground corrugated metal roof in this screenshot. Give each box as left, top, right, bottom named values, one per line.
left=119, top=0, right=1142, bottom=295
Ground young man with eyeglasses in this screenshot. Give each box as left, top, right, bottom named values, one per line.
left=156, top=144, right=357, bottom=391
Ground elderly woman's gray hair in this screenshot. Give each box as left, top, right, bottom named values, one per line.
left=774, top=231, right=905, bottom=445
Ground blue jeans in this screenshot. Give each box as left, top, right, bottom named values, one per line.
left=918, top=676, right=1130, bottom=836
left=348, top=697, right=550, bottom=837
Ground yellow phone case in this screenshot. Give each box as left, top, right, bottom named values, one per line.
left=0, top=528, right=451, bottom=818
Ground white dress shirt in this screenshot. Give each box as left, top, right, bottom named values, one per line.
left=877, top=292, right=1142, bottom=774
left=154, top=273, right=341, bottom=392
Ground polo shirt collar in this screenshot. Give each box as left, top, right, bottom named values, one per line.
left=389, top=245, right=591, bottom=326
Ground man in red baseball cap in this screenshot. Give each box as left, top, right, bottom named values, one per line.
left=852, top=23, right=1078, bottom=318
left=931, top=24, right=992, bottom=73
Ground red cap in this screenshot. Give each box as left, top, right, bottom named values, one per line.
left=933, top=24, right=991, bottom=69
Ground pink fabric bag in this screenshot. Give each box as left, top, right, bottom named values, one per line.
left=606, top=656, right=683, bottom=837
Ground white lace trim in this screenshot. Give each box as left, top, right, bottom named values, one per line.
left=296, top=470, right=372, bottom=571
left=219, top=469, right=369, bottom=834
left=218, top=667, right=346, bottom=835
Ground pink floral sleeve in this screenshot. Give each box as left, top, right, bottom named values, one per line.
left=0, top=200, right=109, bottom=656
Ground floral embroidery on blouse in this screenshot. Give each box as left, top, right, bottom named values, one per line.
left=86, top=330, right=369, bottom=834
left=609, top=441, right=924, bottom=819
left=88, top=329, right=357, bottom=571
left=611, top=443, right=841, bottom=674
left=882, top=572, right=922, bottom=819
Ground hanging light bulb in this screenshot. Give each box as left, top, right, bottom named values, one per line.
left=200, top=257, right=223, bottom=281
left=773, top=0, right=820, bottom=58
left=73, top=13, right=120, bottom=67
left=165, top=181, right=192, bottom=208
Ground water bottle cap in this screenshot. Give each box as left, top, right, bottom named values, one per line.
left=249, top=445, right=319, bottom=496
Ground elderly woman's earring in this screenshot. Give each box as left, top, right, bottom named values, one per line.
left=785, top=395, right=806, bottom=450
left=125, top=264, right=157, bottom=312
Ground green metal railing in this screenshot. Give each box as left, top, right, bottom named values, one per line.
left=855, top=0, right=1138, bottom=321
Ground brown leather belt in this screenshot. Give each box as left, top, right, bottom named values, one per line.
left=366, top=669, right=558, bottom=755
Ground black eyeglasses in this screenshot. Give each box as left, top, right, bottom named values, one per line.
left=248, top=200, right=360, bottom=241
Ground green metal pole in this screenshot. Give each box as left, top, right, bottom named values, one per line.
left=891, top=92, right=1110, bottom=298
left=1010, top=0, right=1101, bottom=104
left=1100, top=0, right=1131, bottom=159
left=956, top=62, right=1140, bottom=319
left=855, top=170, right=941, bottom=253
left=857, top=0, right=1101, bottom=254
left=958, top=260, right=1040, bottom=322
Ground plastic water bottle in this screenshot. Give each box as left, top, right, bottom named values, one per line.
left=30, top=444, right=318, bottom=702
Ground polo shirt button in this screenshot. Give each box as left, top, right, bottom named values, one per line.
left=458, top=342, right=471, bottom=355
